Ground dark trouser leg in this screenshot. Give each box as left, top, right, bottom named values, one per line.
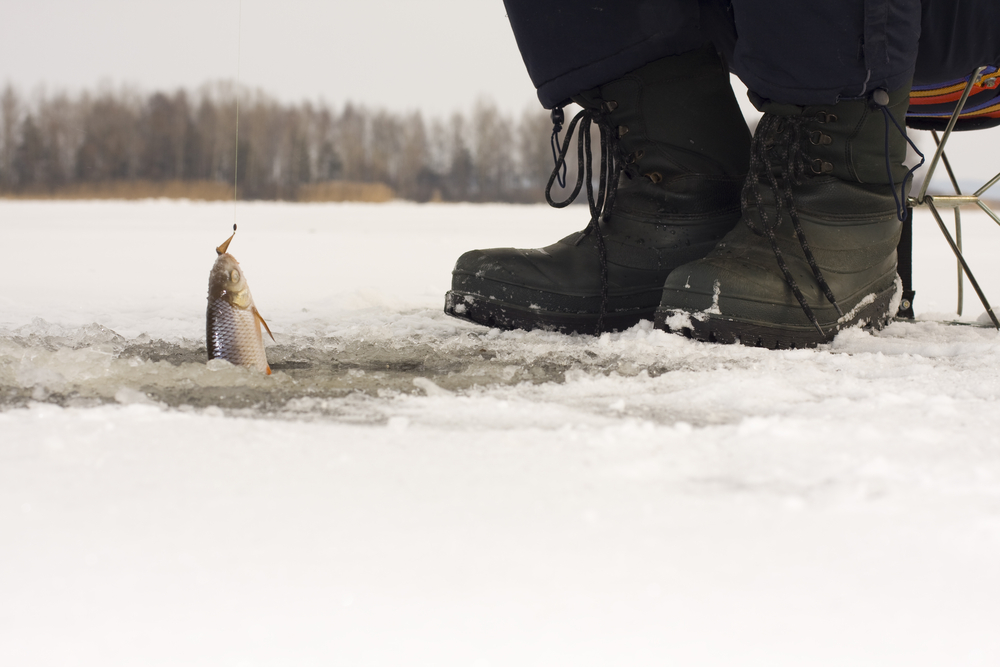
left=505, top=0, right=923, bottom=109
left=503, top=0, right=706, bottom=109
left=728, top=0, right=920, bottom=105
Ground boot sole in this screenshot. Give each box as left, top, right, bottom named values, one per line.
left=445, top=290, right=652, bottom=335
left=653, top=283, right=898, bottom=349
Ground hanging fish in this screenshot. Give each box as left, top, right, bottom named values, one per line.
left=206, top=225, right=274, bottom=374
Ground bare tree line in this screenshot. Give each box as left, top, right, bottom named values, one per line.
left=0, top=82, right=561, bottom=202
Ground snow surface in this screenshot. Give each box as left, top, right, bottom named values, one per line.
left=2, top=200, right=1000, bottom=666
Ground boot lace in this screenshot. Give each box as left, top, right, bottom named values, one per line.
left=544, top=104, right=625, bottom=332
left=742, top=114, right=843, bottom=336
left=876, top=101, right=924, bottom=221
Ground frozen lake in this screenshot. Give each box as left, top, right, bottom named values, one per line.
left=2, top=200, right=1000, bottom=665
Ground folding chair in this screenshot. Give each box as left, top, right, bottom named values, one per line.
left=898, top=66, right=1000, bottom=328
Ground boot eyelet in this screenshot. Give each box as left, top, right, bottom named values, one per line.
left=635, top=149, right=645, bottom=159
left=810, top=159, right=834, bottom=174
left=809, top=131, right=833, bottom=146
left=618, top=125, right=629, bottom=137
left=816, top=111, right=838, bottom=123
left=646, top=172, right=663, bottom=184
left=603, top=100, right=618, bottom=112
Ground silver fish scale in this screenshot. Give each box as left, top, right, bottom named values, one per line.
left=207, top=297, right=270, bottom=373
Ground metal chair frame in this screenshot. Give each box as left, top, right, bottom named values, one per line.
left=906, top=65, right=1000, bottom=328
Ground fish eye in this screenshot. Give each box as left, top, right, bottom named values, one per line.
left=230, top=269, right=240, bottom=282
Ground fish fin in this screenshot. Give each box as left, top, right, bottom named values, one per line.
left=216, top=225, right=237, bottom=255
left=254, top=307, right=275, bottom=341
left=265, top=364, right=272, bottom=375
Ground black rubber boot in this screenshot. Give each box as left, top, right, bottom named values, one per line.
left=654, top=85, right=913, bottom=348
left=445, top=46, right=751, bottom=334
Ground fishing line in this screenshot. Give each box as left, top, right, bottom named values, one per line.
left=233, top=0, right=242, bottom=224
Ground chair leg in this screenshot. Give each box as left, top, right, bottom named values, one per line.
left=906, top=66, right=1000, bottom=327
left=931, top=130, right=966, bottom=315
left=927, top=200, right=1000, bottom=328
left=897, top=205, right=916, bottom=319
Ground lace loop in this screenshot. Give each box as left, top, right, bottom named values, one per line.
left=549, top=107, right=567, bottom=189
left=876, top=101, right=924, bottom=221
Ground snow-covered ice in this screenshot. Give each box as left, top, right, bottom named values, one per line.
left=2, top=200, right=1000, bottom=666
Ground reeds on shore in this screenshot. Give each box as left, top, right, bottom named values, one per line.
left=0, top=179, right=397, bottom=202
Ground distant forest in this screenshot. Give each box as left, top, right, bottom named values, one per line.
left=0, top=83, right=565, bottom=203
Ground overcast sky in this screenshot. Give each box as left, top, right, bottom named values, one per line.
left=0, top=0, right=538, bottom=116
